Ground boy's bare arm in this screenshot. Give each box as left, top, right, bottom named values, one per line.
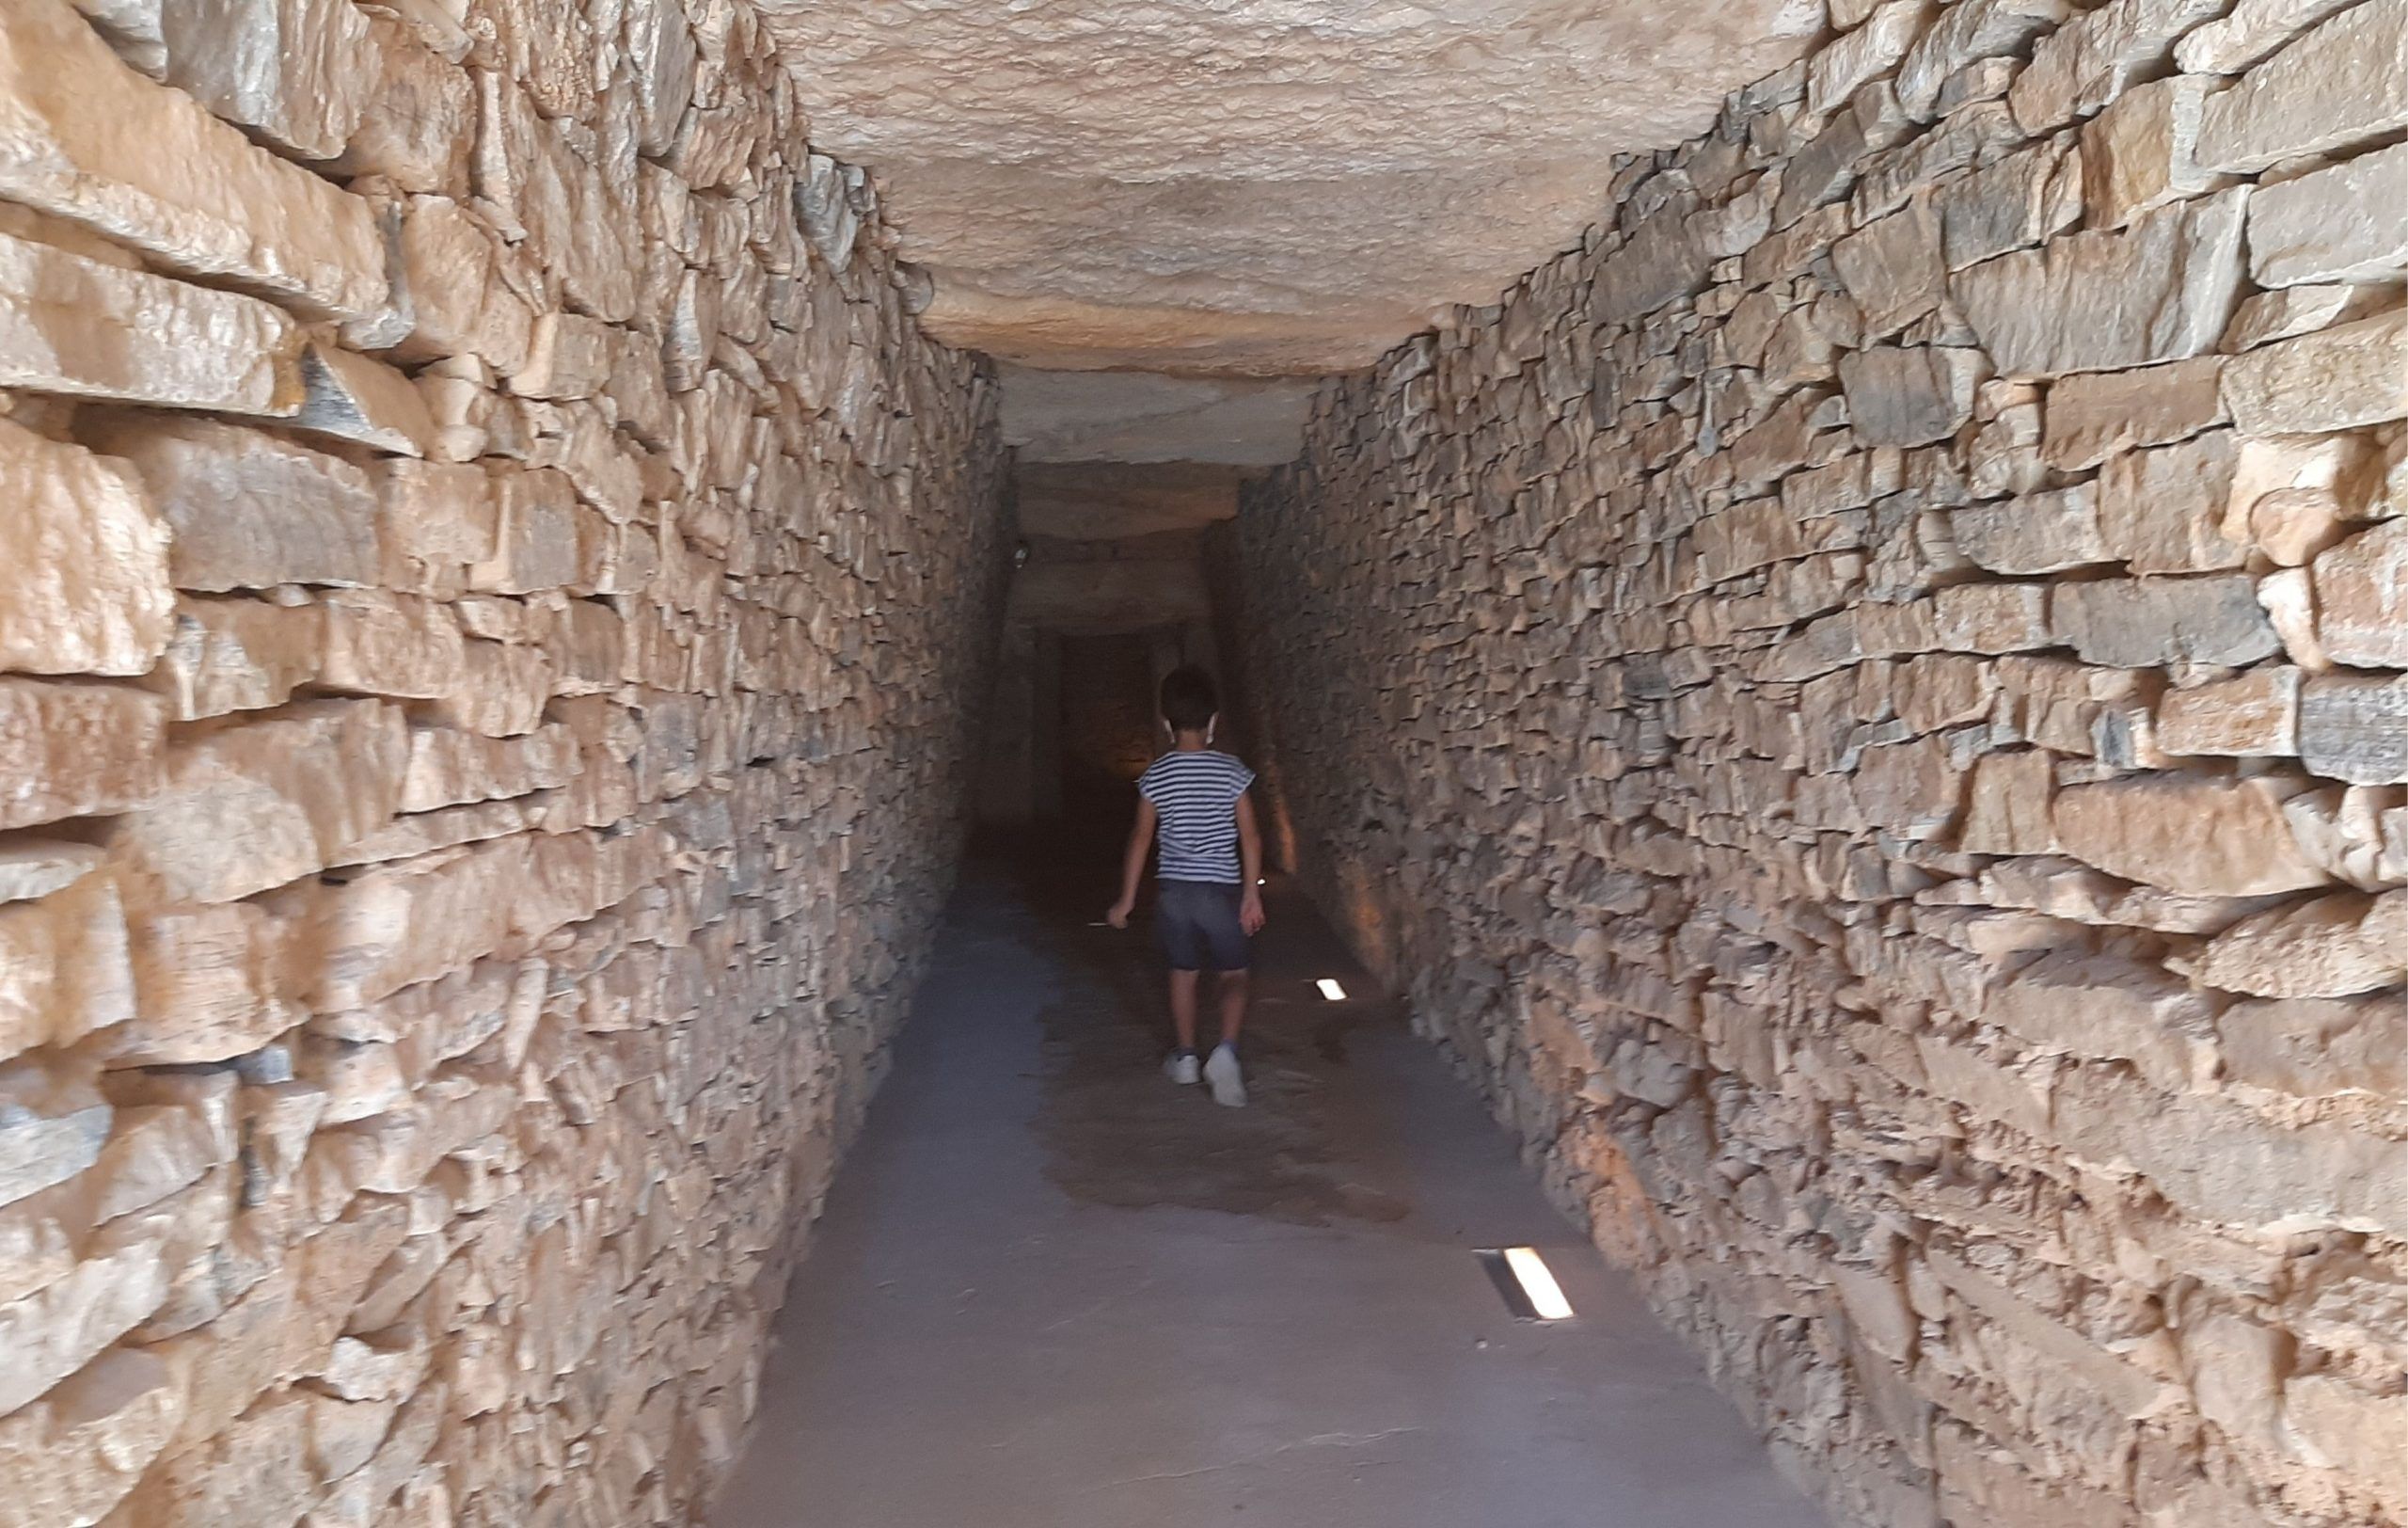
left=1236, top=793, right=1266, bottom=933
left=1106, top=799, right=1156, bottom=927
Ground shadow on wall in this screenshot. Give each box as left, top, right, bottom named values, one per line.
left=1058, top=632, right=1164, bottom=808
left=1200, top=520, right=1297, bottom=874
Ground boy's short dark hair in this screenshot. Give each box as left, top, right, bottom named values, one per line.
left=1159, top=666, right=1218, bottom=732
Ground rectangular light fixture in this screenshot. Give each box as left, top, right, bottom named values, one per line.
left=1315, top=979, right=1347, bottom=1001
left=1486, top=1246, right=1574, bottom=1321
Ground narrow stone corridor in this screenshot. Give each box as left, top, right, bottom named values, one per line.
left=0, top=0, right=2402, bottom=1522
left=711, top=850, right=1823, bottom=1528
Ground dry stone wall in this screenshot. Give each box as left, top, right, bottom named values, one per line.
left=0, top=0, right=1008, bottom=1522
left=1235, top=4, right=2408, bottom=1523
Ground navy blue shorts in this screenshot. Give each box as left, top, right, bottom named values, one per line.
left=1156, top=880, right=1249, bottom=972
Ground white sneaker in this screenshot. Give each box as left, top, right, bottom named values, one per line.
left=1204, top=1043, right=1247, bottom=1107
left=1164, top=1050, right=1201, bottom=1086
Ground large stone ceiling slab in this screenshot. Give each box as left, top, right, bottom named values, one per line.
left=1016, top=462, right=1244, bottom=540
left=999, top=365, right=1313, bottom=465
left=761, top=0, right=1823, bottom=377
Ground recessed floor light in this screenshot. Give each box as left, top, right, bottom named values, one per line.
left=1476, top=1247, right=1576, bottom=1321
left=1504, top=1247, right=1575, bottom=1320
left=1315, top=979, right=1347, bottom=1001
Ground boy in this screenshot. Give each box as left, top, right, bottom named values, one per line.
left=1105, top=666, right=1265, bottom=1107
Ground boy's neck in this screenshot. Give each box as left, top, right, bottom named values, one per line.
left=1170, top=729, right=1212, bottom=752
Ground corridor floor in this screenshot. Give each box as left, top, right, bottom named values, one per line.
left=711, top=848, right=1827, bottom=1528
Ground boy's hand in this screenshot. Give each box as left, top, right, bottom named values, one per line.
left=1105, top=898, right=1133, bottom=930
left=1240, top=890, right=1266, bottom=935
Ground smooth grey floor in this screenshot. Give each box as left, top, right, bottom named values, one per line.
left=711, top=850, right=1826, bottom=1528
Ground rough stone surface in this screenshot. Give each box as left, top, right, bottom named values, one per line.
left=753, top=0, right=1825, bottom=462
left=1014, top=462, right=1242, bottom=541
left=2096, top=429, right=2249, bottom=572
left=0, top=5, right=1011, bottom=1524
left=2052, top=574, right=2282, bottom=666
left=0, top=681, right=165, bottom=833
left=2052, top=776, right=2331, bottom=892
left=759, top=0, right=1820, bottom=376
left=0, top=1347, right=181, bottom=1528
left=2039, top=354, right=2226, bottom=468
left=2297, top=674, right=2408, bottom=783
left=2010, top=0, right=2231, bottom=130
left=86, top=417, right=381, bottom=593
left=0, top=0, right=391, bottom=325
left=2311, top=519, right=2408, bottom=669
left=1227, top=11, right=2408, bottom=1522
left=0, top=229, right=302, bottom=413
left=2221, top=306, right=2408, bottom=436
left=2192, top=0, right=2408, bottom=171
left=1006, top=544, right=1213, bottom=634
left=144, top=0, right=380, bottom=161
left=2221, top=281, right=2382, bottom=351
left=1953, top=184, right=2247, bottom=376
left=1, top=0, right=2404, bottom=1523
left=2178, top=0, right=2360, bottom=68
left=2080, top=72, right=2217, bottom=227
left=1838, top=344, right=1987, bottom=445
left=2246, top=140, right=2408, bottom=285
left=2158, top=665, right=2301, bottom=755
left=998, top=364, right=1313, bottom=466
left=0, top=418, right=172, bottom=677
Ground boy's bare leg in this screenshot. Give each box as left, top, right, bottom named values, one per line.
left=1168, top=969, right=1201, bottom=1051
left=1215, top=970, right=1247, bottom=1046
left=1203, top=973, right=1250, bottom=1106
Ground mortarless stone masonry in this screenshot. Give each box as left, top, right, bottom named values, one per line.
left=2, top=0, right=2404, bottom=1520
left=0, top=0, right=1009, bottom=1521
left=1230, top=3, right=2408, bottom=1524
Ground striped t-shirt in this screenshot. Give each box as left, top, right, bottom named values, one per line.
left=1137, top=750, right=1256, bottom=884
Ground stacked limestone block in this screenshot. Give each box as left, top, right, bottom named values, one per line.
left=1235, top=2, right=2407, bottom=1522
left=0, top=0, right=1010, bottom=1521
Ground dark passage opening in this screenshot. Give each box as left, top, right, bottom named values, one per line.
left=1055, top=631, right=1162, bottom=815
